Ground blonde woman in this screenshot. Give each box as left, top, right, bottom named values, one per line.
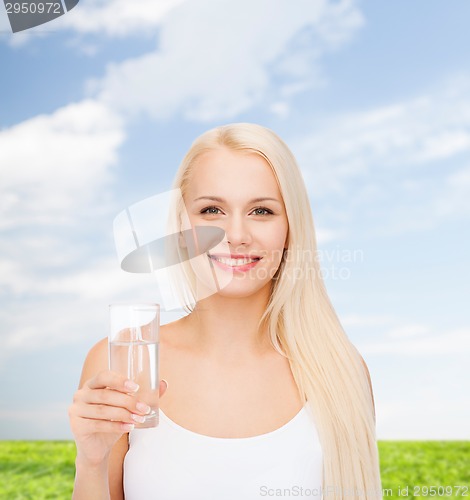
left=69, top=123, right=382, bottom=499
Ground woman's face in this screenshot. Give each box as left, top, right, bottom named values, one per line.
left=183, top=147, right=289, bottom=299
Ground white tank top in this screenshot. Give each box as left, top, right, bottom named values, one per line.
left=124, top=403, right=323, bottom=499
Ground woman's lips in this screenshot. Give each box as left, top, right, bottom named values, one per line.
left=208, top=254, right=262, bottom=272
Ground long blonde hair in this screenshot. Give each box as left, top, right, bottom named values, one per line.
left=170, top=123, right=382, bottom=499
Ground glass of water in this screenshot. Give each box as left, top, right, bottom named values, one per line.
left=109, top=303, right=160, bottom=428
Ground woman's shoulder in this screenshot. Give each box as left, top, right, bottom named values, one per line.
left=85, top=336, right=108, bottom=365
left=159, top=316, right=189, bottom=350
left=79, top=336, right=108, bottom=387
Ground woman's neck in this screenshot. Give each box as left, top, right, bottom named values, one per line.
left=181, top=284, right=274, bottom=362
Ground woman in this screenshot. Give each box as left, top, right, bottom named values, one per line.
left=69, top=123, right=382, bottom=499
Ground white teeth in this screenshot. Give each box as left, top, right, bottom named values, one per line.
left=211, top=256, right=258, bottom=266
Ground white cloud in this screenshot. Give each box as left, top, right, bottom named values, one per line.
left=0, top=402, right=72, bottom=439
left=0, top=8, right=12, bottom=33
left=0, top=99, right=129, bottom=362
left=91, top=0, right=363, bottom=121
left=269, top=101, right=291, bottom=118
left=0, top=251, right=184, bottom=359
left=386, top=324, right=429, bottom=339
left=347, top=316, right=470, bottom=438
left=0, top=0, right=185, bottom=42
left=434, top=165, right=470, bottom=218
left=290, top=75, right=470, bottom=235
left=0, top=99, right=124, bottom=228
left=342, top=314, right=394, bottom=328
left=40, top=258, right=161, bottom=302
left=342, top=314, right=470, bottom=357
left=376, top=395, right=470, bottom=440
left=315, top=227, right=346, bottom=244
left=293, top=78, right=470, bottom=197
left=59, top=0, right=186, bottom=37
left=412, top=130, right=470, bottom=163
left=359, top=327, right=470, bottom=356
left=4, top=0, right=364, bottom=125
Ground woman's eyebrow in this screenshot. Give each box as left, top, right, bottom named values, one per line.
left=193, top=196, right=282, bottom=205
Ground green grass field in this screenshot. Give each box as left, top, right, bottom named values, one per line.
left=0, top=441, right=468, bottom=499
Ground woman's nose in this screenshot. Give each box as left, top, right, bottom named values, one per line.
left=224, top=215, right=252, bottom=247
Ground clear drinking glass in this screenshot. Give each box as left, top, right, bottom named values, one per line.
left=109, top=303, right=160, bottom=428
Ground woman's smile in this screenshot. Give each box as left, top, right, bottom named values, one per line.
left=207, top=253, right=262, bottom=272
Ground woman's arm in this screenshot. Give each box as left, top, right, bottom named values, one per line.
left=71, top=338, right=126, bottom=499
left=71, top=338, right=161, bottom=499
left=108, top=434, right=129, bottom=500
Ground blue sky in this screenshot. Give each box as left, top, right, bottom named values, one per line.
left=0, top=0, right=469, bottom=440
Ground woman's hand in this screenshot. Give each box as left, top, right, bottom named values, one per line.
left=69, top=370, right=168, bottom=467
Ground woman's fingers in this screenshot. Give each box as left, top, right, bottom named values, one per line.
left=74, top=401, right=146, bottom=425
left=71, top=372, right=168, bottom=435
left=79, top=388, right=150, bottom=415
left=86, top=370, right=138, bottom=393
left=86, top=371, right=169, bottom=400
left=73, top=413, right=135, bottom=433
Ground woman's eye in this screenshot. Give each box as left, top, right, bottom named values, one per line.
left=252, top=207, right=273, bottom=216
left=200, top=206, right=273, bottom=216
left=200, top=206, right=221, bottom=215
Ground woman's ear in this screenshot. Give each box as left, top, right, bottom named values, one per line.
left=178, top=231, right=187, bottom=248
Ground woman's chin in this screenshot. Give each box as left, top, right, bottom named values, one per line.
left=200, top=279, right=272, bottom=301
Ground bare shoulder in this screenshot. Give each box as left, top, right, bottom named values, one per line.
left=88, top=336, right=108, bottom=362
left=78, top=337, right=108, bottom=388
left=159, top=316, right=189, bottom=349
